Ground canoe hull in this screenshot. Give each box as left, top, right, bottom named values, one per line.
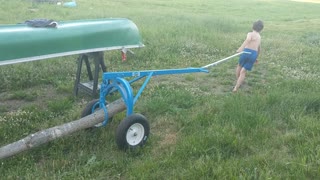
left=0, top=18, right=144, bottom=65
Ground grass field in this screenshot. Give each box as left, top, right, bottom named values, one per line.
left=1, top=0, right=320, bottom=179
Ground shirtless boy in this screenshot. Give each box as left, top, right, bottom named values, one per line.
left=233, top=20, right=264, bottom=92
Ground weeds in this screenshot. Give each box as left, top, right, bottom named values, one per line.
left=1, top=0, right=320, bottom=179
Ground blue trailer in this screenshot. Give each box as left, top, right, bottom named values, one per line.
left=81, top=52, right=248, bottom=149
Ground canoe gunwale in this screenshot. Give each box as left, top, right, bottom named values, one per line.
left=0, top=44, right=144, bottom=66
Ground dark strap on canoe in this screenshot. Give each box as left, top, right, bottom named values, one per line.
left=24, top=19, right=58, bottom=28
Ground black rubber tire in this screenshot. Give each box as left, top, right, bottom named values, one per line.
left=116, top=113, right=150, bottom=150
left=81, top=99, right=100, bottom=118
left=81, top=99, right=112, bottom=127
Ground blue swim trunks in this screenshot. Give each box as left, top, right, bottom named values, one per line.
left=238, top=48, right=258, bottom=71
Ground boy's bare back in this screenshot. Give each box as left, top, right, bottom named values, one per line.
left=245, top=31, right=261, bottom=51
left=237, top=31, right=261, bottom=52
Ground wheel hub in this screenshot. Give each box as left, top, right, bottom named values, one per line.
left=126, top=123, right=145, bottom=146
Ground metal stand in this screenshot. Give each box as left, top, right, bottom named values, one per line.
left=74, top=52, right=106, bottom=97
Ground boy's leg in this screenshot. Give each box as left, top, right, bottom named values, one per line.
left=233, top=67, right=246, bottom=92
left=235, top=64, right=242, bottom=79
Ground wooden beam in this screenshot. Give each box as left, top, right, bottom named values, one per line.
left=0, top=98, right=126, bottom=160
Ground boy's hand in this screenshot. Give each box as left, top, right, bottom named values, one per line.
left=255, top=60, right=258, bottom=64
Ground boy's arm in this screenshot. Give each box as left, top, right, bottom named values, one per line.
left=257, top=43, right=261, bottom=59
left=255, top=44, right=261, bottom=64
left=237, top=33, right=251, bottom=52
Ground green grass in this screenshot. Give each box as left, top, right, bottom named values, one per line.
left=1, top=0, right=320, bottom=179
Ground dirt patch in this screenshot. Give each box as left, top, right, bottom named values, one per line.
left=150, top=115, right=179, bottom=155
left=150, top=73, right=233, bottom=96
left=151, top=130, right=178, bottom=156
left=159, top=132, right=177, bottom=147
left=0, top=85, right=68, bottom=113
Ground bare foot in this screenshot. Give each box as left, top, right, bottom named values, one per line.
left=232, top=87, right=238, bottom=92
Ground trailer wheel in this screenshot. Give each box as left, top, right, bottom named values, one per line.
left=81, top=99, right=111, bottom=127
left=116, top=113, right=150, bottom=150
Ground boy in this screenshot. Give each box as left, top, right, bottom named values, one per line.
left=233, top=20, right=264, bottom=92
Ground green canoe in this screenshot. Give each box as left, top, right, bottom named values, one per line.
left=0, top=18, right=144, bottom=66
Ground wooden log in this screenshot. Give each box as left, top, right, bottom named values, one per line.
left=0, top=98, right=126, bottom=160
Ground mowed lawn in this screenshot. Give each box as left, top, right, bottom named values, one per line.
left=0, top=0, right=320, bottom=179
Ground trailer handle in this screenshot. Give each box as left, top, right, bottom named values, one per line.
left=202, top=51, right=251, bottom=69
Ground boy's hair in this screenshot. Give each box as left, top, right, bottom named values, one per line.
left=252, top=20, right=264, bottom=32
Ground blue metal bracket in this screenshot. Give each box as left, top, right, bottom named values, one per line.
left=99, top=67, right=209, bottom=126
